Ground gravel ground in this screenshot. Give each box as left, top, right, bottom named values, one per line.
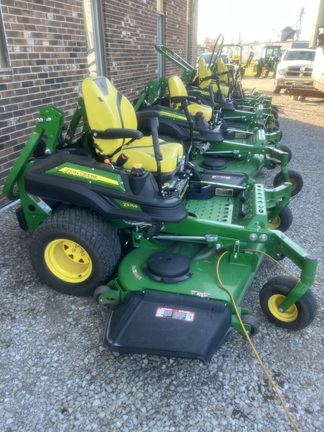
left=0, top=77, right=323, bottom=432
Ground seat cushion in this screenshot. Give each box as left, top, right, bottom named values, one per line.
left=187, top=103, right=212, bottom=122
left=82, top=77, right=183, bottom=174
left=198, top=58, right=229, bottom=96
left=111, top=137, right=183, bottom=173
left=168, top=75, right=213, bottom=122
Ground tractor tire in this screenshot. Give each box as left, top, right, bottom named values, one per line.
left=267, top=205, right=293, bottom=232
left=273, top=169, right=303, bottom=196
left=29, top=207, right=121, bottom=296
left=259, top=276, right=317, bottom=330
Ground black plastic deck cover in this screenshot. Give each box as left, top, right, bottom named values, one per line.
left=103, top=290, right=232, bottom=363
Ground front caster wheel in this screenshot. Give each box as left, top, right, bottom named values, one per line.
left=273, top=169, right=303, bottom=196
left=259, top=276, right=317, bottom=330
left=241, top=314, right=259, bottom=336
left=277, top=144, right=292, bottom=163
left=29, top=207, right=121, bottom=296
left=267, top=205, right=293, bottom=232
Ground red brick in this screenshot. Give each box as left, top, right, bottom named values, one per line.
left=0, top=0, right=197, bottom=207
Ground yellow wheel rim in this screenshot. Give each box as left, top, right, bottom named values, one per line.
left=267, top=211, right=281, bottom=229
left=268, top=294, right=298, bottom=322
left=45, top=239, right=92, bottom=283
left=290, top=177, right=297, bottom=192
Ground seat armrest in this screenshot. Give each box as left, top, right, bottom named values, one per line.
left=136, top=110, right=162, bottom=120
left=91, top=128, right=143, bottom=140
left=171, top=95, right=198, bottom=103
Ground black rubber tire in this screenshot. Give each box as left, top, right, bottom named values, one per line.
left=273, top=85, right=282, bottom=94
left=271, top=108, right=279, bottom=119
left=259, top=276, right=317, bottom=330
left=241, top=314, right=259, bottom=336
left=278, top=144, right=292, bottom=162
left=29, top=207, right=121, bottom=296
left=273, top=169, right=303, bottom=196
left=267, top=205, right=293, bottom=232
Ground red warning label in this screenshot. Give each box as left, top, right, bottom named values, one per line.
left=155, top=307, right=195, bottom=322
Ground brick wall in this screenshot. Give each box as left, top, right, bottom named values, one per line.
left=103, top=0, right=197, bottom=102
left=0, top=0, right=198, bottom=208
left=0, top=0, right=88, bottom=207
left=164, top=0, right=198, bottom=77
left=103, top=0, right=158, bottom=102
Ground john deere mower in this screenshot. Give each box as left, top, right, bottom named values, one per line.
left=3, top=77, right=317, bottom=363
left=155, top=36, right=278, bottom=119
left=134, top=75, right=303, bottom=200
left=155, top=45, right=282, bottom=148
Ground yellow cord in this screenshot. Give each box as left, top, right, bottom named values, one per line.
left=243, top=248, right=324, bottom=287
left=216, top=250, right=302, bottom=432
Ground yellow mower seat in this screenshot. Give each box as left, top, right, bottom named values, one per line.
left=167, top=75, right=213, bottom=122
left=82, top=76, right=183, bottom=174
left=198, top=58, right=230, bottom=97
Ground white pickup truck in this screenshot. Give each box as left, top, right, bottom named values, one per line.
left=273, top=48, right=316, bottom=94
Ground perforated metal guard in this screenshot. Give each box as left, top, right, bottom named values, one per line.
left=185, top=197, right=234, bottom=223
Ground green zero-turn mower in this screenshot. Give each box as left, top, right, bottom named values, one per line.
left=3, top=76, right=317, bottom=363
left=155, top=36, right=280, bottom=132
left=134, top=74, right=303, bottom=204
left=170, top=34, right=277, bottom=111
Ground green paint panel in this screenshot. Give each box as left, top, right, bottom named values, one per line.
left=116, top=241, right=264, bottom=310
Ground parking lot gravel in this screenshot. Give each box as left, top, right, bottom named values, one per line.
left=0, top=77, right=323, bottom=432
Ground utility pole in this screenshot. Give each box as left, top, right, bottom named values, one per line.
left=296, top=7, right=305, bottom=40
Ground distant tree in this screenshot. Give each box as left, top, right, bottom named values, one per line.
left=203, top=37, right=217, bottom=51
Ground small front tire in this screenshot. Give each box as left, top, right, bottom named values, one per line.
left=241, top=314, right=259, bottom=336
left=278, top=144, right=292, bottom=163
left=273, top=169, right=303, bottom=196
left=259, top=276, right=317, bottom=330
left=267, top=205, right=293, bottom=232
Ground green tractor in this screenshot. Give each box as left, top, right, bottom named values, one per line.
left=3, top=76, right=317, bottom=363
left=252, top=44, right=282, bottom=78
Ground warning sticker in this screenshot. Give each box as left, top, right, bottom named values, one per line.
left=155, top=307, right=195, bottom=322
left=190, top=290, right=211, bottom=298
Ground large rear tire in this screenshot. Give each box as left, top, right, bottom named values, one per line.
left=29, top=207, right=121, bottom=296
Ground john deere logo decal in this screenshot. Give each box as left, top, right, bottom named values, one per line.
left=161, top=110, right=186, bottom=121
left=46, top=163, right=125, bottom=191
left=57, top=166, right=119, bottom=185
